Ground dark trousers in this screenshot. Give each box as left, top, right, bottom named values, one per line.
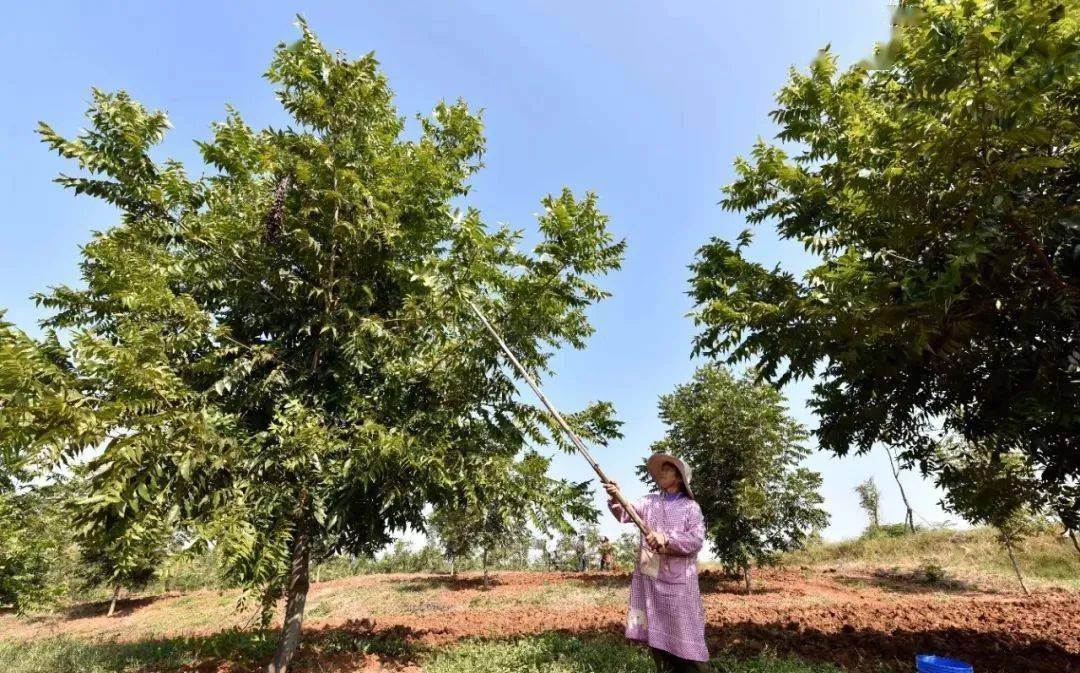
left=650, top=647, right=710, bottom=672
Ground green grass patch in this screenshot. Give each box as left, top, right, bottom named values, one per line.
left=424, top=633, right=846, bottom=673
left=0, top=629, right=275, bottom=673
left=712, top=654, right=845, bottom=672
left=423, top=634, right=654, bottom=673
left=0, top=627, right=414, bottom=673
left=0, top=630, right=869, bottom=673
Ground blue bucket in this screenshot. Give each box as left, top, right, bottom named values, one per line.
left=916, top=655, right=973, bottom=673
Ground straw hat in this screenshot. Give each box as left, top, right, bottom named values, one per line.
left=646, top=453, right=695, bottom=500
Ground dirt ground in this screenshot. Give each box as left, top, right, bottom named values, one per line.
left=3, top=568, right=1078, bottom=672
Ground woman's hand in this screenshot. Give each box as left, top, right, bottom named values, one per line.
left=603, top=481, right=620, bottom=499
left=645, top=530, right=667, bottom=552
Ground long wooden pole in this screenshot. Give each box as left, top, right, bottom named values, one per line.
left=466, top=299, right=649, bottom=536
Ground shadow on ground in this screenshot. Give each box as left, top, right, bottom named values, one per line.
left=701, top=619, right=1077, bottom=673
left=562, top=573, right=631, bottom=589
left=389, top=576, right=501, bottom=592
left=833, top=570, right=985, bottom=595
left=23, top=595, right=169, bottom=622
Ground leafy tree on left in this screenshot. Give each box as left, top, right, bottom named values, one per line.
left=0, top=315, right=84, bottom=611
left=0, top=480, right=78, bottom=612
left=1, top=20, right=624, bottom=672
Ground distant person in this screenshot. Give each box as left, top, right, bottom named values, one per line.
left=599, top=536, right=615, bottom=571
left=605, top=454, right=709, bottom=672
left=574, top=533, right=588, bottom=572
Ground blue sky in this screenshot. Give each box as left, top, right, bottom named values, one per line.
left=1, top=1, right=960, bottom=545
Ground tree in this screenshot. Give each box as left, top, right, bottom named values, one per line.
left=0, top=480, right=76, bottom=612
left=611, top=532, right=639, bottom=571
left=552, top=530, right=581, bottom=571
left=8, top=20, right=623, bottom=672
left=1066, top=517, right=1080, bottom=556
left=936, top=442, right=1041, bottom=594
left=884, top=447, right=916, bottom=533
left=78, top=537, right=162, bottom=617
left=0, top=319, right=85, bottom=611
left=72, top=468, right=175, bottom=617
left=428, top=508, right=474, bottom=577
left=854, top=478, right=881, bottom=530
left=430, top=451, right=598, bottom=585
left=689, top=0, right=1080, bottom=528
left=372, top=539, right=444, bottom=574
left=475, top=505, right=531, bottom=585
left=0, top=314, right=95, bottom=491
left=648, top=364, right=828, bottom=591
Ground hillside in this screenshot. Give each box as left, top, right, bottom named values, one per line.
left=783, top=526, right=1080, bottom=591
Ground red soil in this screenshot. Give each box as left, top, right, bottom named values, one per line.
left=294, top=569, right=1080, bottom=672
left=6, top=569, right=1079, bottom=672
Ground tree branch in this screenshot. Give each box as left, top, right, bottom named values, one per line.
left=1002, top=215, right=1080, bottom=297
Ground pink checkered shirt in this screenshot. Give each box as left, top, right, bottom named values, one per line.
left=608, top=492, right=709, bottom=662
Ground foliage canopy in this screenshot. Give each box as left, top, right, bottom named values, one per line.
left=3, top=19, right=624, bottom=669
left=648, top=365, right=828, bottom=586
left=690, top=0, right=1080, bottom=523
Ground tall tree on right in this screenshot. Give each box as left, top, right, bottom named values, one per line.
left=690, top=0, right=1080, bottom=529
left=649, top=364, right=828, bottom=592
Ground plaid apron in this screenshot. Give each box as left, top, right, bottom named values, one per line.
left=609, top=492, right=709, bottom=662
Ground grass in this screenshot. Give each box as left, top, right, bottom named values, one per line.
left=301, top=575, right=623, bottom=620
left=1, top=573, right=628, bottom=645
left=711, top=655, right=846, bottom=673
left=464, top=582, right=624, bottom=611
left=783, top=526, right=1080, bottom=590
left=0, top=629, right=276, bottom=673
left=425, top=634, right=844, bottom=673
left=0, top=627, right=414, bottom=673
left=0, top=631, right=849, bottom=673
left=424, top=633, right=652, bottom=673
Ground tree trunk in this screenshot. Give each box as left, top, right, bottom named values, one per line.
left=1059, top=512, right=1080, bottom=556
left=1000, top=530, right=1030, bottom=596
left=482, top=549, right=490, bottom=588
left=450, top=556, right=457, bottom=578
left=742, top=565, right=752, bottom=594
left=885, top=447, right=916, bottom=533
left=268, top=513, right=311, bottom=673
left=107, top=584, right=121, bottom=617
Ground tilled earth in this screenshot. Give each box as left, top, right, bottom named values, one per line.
left=4, top=568, right=1078, bottom=672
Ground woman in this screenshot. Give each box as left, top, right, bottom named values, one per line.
left=605, top=453, right=709, bottom=672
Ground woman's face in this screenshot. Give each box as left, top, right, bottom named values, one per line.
left=657, top=462, right=683, bottom=491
